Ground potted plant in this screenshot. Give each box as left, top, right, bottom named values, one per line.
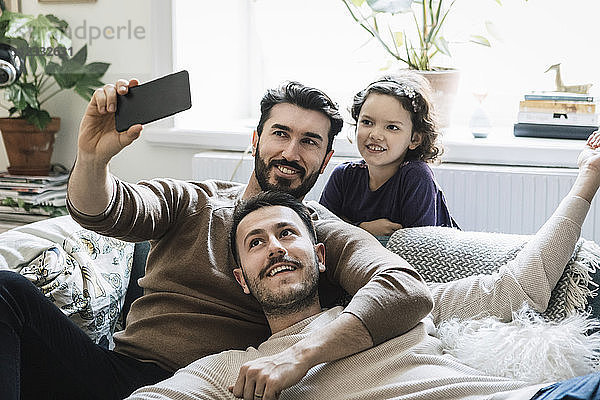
left=341, top=0, right=505, bottom=126
left=0, top=8, right=109, bottom=175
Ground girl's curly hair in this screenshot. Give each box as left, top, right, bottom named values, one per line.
left=351, top=72, right=443, bottom=163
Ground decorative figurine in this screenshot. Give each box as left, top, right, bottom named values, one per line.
left=470, top=92, right=492, bottom=138
left=545, top=63, right=593, bottom=94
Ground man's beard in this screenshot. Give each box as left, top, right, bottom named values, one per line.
left=241, top=253, right=321, bottom=318
left=254, top=144, right=322, bottom=199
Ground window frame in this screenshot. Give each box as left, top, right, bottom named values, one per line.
left=144, top=0, right=583, bottom=169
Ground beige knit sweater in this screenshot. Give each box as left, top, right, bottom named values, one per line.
left=127, top=195, right=590, bottom=400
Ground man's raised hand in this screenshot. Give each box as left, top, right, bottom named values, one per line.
left=580, top=130, right=600, bottom=169
left=570, top=130, right=600, bottom=204
left=77, top=79, right=143, bottom=164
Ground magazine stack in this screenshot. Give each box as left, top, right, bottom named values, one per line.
left=514, top=92, right=597, bottom=140
left=0, top=170, right=69, bottom=224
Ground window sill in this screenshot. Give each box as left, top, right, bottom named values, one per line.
left=143, top=125, right=585, bottom=169
left=143, top=126, right=253, bottom=151
left=440, top=126, right=583, bottom=169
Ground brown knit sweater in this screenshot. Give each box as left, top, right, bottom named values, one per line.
left=67, top=177, right=433, bottom=371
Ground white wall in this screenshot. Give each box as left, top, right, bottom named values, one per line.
left=0, top=0, right=197, bottom=182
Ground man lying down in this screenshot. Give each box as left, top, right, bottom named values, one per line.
left=127, top=134, right=600, bottom=400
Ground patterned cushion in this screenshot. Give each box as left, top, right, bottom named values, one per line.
left=386, top=226, right=600, bottom=321
left=0, top=216, right=133, bottom=348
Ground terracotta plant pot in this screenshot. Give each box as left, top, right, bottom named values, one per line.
left=0, top=117, right=61, bottom=176
left=415, top=69, right=460, bottom=128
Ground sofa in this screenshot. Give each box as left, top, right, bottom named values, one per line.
left=1, top=215, right=600, bottom=383
left=0, top=215, right=149, bottom=348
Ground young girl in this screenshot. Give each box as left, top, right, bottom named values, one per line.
left=319, top=72, right=459, bottom=237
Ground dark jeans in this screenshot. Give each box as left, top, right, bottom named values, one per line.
left=0, top=270, right=171, bottom=400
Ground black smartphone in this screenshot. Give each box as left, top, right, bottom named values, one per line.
left=115, top=70, right=192, bottom=132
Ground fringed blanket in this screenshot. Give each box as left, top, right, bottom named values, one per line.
left=386, top=227, right=600, bottom=320
left=387, top=227, right=600, bottom=383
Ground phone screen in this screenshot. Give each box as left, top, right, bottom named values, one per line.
left=115, top=70, right=192, bottom=132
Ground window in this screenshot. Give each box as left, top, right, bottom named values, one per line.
left=171, top=0, right=600, bottom=163
left=174, top=0, right=385, bottom=139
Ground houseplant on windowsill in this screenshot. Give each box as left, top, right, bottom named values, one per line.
left=341, top=0, right=507, bottom=126
left=0, top=9, right=109, bottom=175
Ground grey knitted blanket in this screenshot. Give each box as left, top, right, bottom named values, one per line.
left=386, top=227, right=600, bottom=321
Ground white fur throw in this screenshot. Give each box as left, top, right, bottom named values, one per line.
left=438, top=305, right=600, bottom=383
left=387, top=227, right=600, bottom=383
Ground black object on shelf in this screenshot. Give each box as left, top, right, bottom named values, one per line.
left=513, top=123, right=597, bottom=140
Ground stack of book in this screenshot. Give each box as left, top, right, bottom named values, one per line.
left=514, top=92, right=597, bottom=140
left=0, top=171, right=69, bottom=223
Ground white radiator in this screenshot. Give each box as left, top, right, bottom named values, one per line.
left=432, top=163, right=599, bottom=240
left=192, top=152, right=600, bottom=242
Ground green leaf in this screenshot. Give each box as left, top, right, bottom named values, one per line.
left=0, top=18, right=9, bottom=38
left=44, top=61, right=60, bottom=75
left=393, top=31, right=404, bottom=47
left=470, top=34, right=491, bottom=47
left=366, top=0, right=413, bottom=14
left=433, top=36, right=451, bottom=56
left=71, top=45, right=87, bottom=65
left=1, top=197, right=18, bottom=207
left=36, top=54, right=47, bottom=69
left=4, top=82, right=39, bottom=112
left=20, top=82, right=38, bottom=106
left=29, top=54, right=37, bottom=75
left=405, top=40, right=420, bottom=69
left=74, top=75, right=105, bottom=100
left=48, top=54, right=87, bottom=89
left=83, top=62, right=110, bottom=78
left=484, top=20, right=502, bottom=41
left=493, top=0, right=502, bottom=4
left=76, top=76, right=104, bottom=88
left=48, top=57, right=107, bottom=94
left=45, top=14, right=68, bottom=33
left=5, top=14, right=71, bottom=51
left=351, top=0, right=366, bottom=6
left=27, top=16, right=69, bottom=51
left=23, top=107, right=51, bottom=130
left=6, top=85, right=26, bottom=110
left=53, top=31, right=71, bottom=49
left=49, top=70, right=78, bottom=89
left=4, top=14, right=33, bottom=39
left=74, top=85, right=95, bottom=100
left=8, top=37, right=28, bottom=54
left=378, top=58, right=395, bottom=71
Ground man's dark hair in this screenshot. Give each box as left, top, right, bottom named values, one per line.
left=230, top=191, right=317, bottom=266
left=256, top=81, right=344, bottom=153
